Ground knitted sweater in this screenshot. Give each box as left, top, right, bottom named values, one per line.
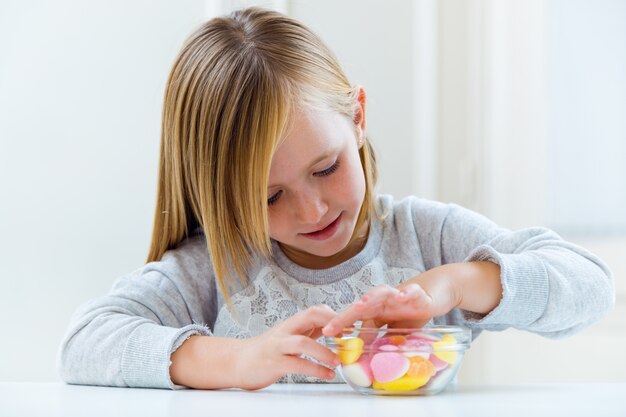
left=58, top=195, right=615, bottom=388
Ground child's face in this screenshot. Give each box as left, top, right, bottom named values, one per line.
left=267, top=106, right=366, bottom=265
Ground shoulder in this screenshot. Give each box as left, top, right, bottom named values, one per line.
left=162, top=229, right=211, bottom=272
left=116, top=231, right=214, bottom=291
left=377, top=194, right=502, bottom=231
left=375, top=194, right=453, bottom=230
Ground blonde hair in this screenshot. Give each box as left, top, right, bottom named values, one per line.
left=147, top=7, right=378, bottom=302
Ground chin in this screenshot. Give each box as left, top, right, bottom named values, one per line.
left=309, top=237, right=352, bottom=258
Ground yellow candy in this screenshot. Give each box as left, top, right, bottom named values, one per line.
left=336, top=337, right=364, bottom=365
left=372, top=374, right=430, bottom=391
left=432, top=334, right=458, bottom=365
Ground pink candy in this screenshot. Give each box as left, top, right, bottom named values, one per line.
left=379, top=344, right=399, bottom=352
left=370, top=352, right=410, bottom=383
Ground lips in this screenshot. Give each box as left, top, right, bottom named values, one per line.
left=301, top=213, right=342, bottom=241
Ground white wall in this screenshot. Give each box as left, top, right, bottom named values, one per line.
left=545, top=0, right=626, bottom=235
left=0, top=0, right=208, bottom=381
left=290, top=0, right=421, bottom=200
left=451, top=0, right=626, bottom=383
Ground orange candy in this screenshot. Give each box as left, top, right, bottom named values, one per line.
left=407, top=356, right=436, bottom=379
left=388, top=335, right=407, bottom=346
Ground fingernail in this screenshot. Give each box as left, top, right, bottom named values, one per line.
left=327, top=369, right=336, bottom=379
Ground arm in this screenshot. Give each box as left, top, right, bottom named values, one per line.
left=323, top=261, right=501, bottom=334
left=59, top=256, right=338, bottom=389
left=439, top=205, right=614, bottom=336
left=401, top=261, right=502, bottom=316
left=324, top=200, right=614, bottom=338
left=57, top=267, right=216, bottom=389
left=170, top=305, right=339, bottom=390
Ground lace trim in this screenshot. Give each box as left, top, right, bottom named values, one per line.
left=213, top=261, right=422, bottom=383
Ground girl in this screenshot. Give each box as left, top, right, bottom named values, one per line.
left=58, top=7, right=614, bottom=390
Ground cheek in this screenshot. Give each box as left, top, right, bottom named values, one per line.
left=267, top=210, right=279, bottom=237
left=268, top=208, right=287, bottom=239
left=339, top=156, right=366, bottom=201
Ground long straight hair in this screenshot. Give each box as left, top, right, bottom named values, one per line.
left=147, top=7, right=378, bottom=303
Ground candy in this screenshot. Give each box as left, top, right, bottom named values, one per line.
left=370, top=337, right=392, bottom=349
left=332, top=329, right=466, bottom=395
left=424, top=365, right=456, bottom=392
left=432, top=334, right=458, bottom=364
left=372, top=374, right=430, bottom=391
left=428, top=353, right=449, bottom=371
left=388, top=335, right=407, bottom=345
left=379, top=344, right=399, bottom=352
left=409, top=332, right=440, bottom=342
left=401, top=336, right=439, bottom=349
left=336, top=337, right=364, bottom=365
left=370, top=352, right=410, bottom=383
left=341, top=356, right=373, bottom=387
left=401, top=350, right=430, bottom=359
left=399, top=338, right=432, bottom=349
left=407, top=356, right=436, bottom=379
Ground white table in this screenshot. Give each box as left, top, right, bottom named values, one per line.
left=1, top=382, right=624, bottom=417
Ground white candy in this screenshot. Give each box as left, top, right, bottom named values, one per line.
left=342, top=361, right=373, bottom=387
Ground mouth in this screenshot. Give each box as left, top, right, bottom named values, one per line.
left=301, top=213, right=343, bottom=241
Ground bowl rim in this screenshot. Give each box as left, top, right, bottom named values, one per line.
left=324, top=325, right=472, bottom=350
left=337, top=325, right=470, bottom=334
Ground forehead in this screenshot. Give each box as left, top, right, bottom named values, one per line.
left=268, top=108, right=354, bottom=180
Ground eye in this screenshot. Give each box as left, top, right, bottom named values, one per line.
left=314, top=160, right=340, bottom=177
left=267, top=190, right=282, bottom=206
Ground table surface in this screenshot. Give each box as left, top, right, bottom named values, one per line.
left=1, top=382, right=625, bottom=417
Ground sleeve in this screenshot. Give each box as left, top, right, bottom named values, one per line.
left=437, top=204, right=615, bottom=338
left=57, top=265, right=218, bottom=389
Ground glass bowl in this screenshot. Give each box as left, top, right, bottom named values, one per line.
left=324, top=326, right=471, bottom=396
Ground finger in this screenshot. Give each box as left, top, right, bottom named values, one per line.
left=401, top=284, right=433, bottom=312
left=306, top=326, right=328, bottom=340
left=322, top=306, right=366, bottom=337
left=388, top=318, right=431, bottom=329
left=355, top=319, right=383, bottom=344
left=282, top=335, right=340, bottom=368
left=359, top=284, right=400, bottom=306
left=323, top=286, right=399, bottom=336
left=281, top=305, right=337, bottom=335
left=395, top=283, right=423, bottom=301
left=283, top=356, right=336, bottom=381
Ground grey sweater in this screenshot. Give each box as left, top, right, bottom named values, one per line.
left=58, top=195, right=615, bottom=389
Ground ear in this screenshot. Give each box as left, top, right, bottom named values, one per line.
left=353, top=85, right=367, bottom=146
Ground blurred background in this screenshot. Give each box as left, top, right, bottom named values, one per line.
left=0, top=0, right=624, bottom=383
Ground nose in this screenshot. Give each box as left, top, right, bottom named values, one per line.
left=292, top=188, right=328, bottom=226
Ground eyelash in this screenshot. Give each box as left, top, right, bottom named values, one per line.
left=314, top=160, right=340, bottom=177
left=267, top=161, right=340, bottom=206
left=267, top=191, right=282, bottom=206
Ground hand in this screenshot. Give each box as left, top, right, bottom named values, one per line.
left=234, top=304, right=340, bottom=390
left=322, top=272, right=461, bottom=337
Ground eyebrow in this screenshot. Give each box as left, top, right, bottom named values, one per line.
left=308, top=149, right=336, bottom=168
